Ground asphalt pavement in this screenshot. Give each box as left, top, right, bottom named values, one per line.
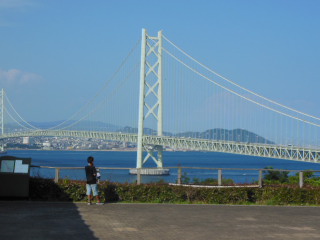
left=1, top=201, right=320, bottom=240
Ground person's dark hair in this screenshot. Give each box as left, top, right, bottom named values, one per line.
left=87, top=156, right=94, bottom=164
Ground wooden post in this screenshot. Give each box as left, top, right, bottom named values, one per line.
left=54, top=168, right=60, bottom=183
left=258, top=170, right=263, bottom=188
left=137, top=168, right=141, bottom=185
left=299, top=171, right=304, bottom=188
left=218, top=169, right=222, bottom=186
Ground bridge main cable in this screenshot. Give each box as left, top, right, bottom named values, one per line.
left=162, top=35, right=320, bottom=122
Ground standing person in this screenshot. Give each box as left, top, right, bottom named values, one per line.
left=85, top=156, right=103, bottom=205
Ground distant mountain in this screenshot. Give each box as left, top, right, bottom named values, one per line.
left=6, top=120, right=121, bottom=132
left=28, top=120, right=67, bottom=128
left=5, top=121, right=272, bottom=144
left=59, top=120, right=121, bottom=132
left=175, top=128, right=273, bottom=144
left=117, top=126, right=172, bottom=136
left=118, top=127, right=273, bottom=144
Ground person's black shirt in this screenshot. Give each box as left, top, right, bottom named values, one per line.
left=85, top=165, right=97, bottom=184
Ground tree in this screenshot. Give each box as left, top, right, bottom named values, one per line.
left=263, top=166, right=289, bottom=183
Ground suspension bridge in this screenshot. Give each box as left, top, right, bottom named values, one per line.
left=1, top=29, right=320, bottom=173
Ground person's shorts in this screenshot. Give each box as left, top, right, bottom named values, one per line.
left=86, top=184, right=99, bottom=196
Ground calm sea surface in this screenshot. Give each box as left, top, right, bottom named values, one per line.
left=3, top=150, right=320, bottom=184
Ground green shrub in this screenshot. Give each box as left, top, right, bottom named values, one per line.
left=28, top=177, right=320, bottom=206
left=260, top=186, right=320, bottom=205
left=183, top=175, right=234, bottom=186
left=59, top=179, right=87, bottom=202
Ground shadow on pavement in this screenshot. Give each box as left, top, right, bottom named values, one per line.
left=0, top=163, right=98, bottom=239
left=0, top=201, right=98, bottom=240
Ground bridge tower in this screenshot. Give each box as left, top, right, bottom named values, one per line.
left=135, top=29, right=168, bottom=175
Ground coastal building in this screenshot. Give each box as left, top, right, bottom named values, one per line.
left=22, top=137, right=30, bottom=145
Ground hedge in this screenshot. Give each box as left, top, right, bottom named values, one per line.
left=28, top=177, right=320, bottom=205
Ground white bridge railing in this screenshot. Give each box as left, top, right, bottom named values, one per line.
left=31, top=165, right=320, bottom=188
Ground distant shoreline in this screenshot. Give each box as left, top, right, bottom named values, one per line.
left=5, top=148, right=179, bottom=152
left=6, top=148, right=137, bottom=152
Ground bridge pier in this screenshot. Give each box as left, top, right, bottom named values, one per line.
left=129, top=168, right=170, bottom=176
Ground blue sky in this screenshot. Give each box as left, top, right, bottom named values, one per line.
left=0, top=0, right=320, bottom=123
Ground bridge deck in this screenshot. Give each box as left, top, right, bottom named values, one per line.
left=1, top=130, right=320, bottom=163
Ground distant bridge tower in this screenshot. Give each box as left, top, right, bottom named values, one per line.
left=0, top=89, right=4, bottom=136
left=0, top=89, right=5, bottom=152
left=135, top=29, right=168, bottom=175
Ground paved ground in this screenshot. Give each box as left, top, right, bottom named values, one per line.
left=1, top=201, right=320, bottom=240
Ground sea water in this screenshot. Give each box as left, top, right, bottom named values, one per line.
left=3, top=150, right=320, bottom=184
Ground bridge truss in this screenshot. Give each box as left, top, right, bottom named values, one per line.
left=1, top=130, right=319, bottom=163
